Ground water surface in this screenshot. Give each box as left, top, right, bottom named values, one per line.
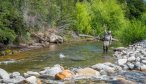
left=0, top=41, right=120, bottom=73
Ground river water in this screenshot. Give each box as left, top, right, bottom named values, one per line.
left=0, top=41, right=120, bottom=73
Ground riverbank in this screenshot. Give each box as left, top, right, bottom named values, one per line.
left=0, top=41, right=146, bottom=84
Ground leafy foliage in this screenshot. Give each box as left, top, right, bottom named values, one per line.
left=117, top=20, right=146, bottom=45
left=75, top=2, right=92, bottom=34
left=90, top=0, right=126, bottom=35
left=0, top=0, right=146, bottom=45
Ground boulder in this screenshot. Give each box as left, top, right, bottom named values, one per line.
left=140, top=64, right=146, bottom=71
left=49, top=34, right=63, bottom=43
left=2, top=76, right=25, bottom=84
left=91, top=63, right=116, bottom=74
left=127, top=56, right=136, bottom=62
left=0, top=68, right=10, bottom=79
left=117, top=59, right=127, bottom=66
left=135, top=57, right=141, bottom=62
left=127, top=63, right=134, bottom=70
left=76, top=68, right=100, bottom=77
left=122, top=65, right=129, bottom=70
left=10, top=72, right=21, bottom=78
left=99, top=70, right=107, bottom=75
left=55, top=70, right=73, bottom=80
left=142, top=60, right=146, bottom=64
left=40, top=64, right=64, bottom=77
left=135, top=62, right=141, bottom=70
left=25, top=76, right=38, bottom=84
left=24, top=71, right=40, bottom=77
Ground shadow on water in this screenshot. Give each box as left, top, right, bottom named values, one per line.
left=0, top=41, right=122, bottom=73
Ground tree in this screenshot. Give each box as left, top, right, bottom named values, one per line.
left=119, top=0, right=146, bottom=19
left=75, top=1, right=93, bottom=34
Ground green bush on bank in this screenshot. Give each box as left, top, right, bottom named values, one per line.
left=117, top=20, right=146, bottom=45
left=75, top=2, right=93, bottom=34
left=0, top=28, right=16, bottom=43
left=91, top=0, right=126, bottom=35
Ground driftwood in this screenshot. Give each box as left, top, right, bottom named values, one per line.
left=79, top=34, right=94, bottom=38
left=78, top=34, right=119, bottom=41
left=79, top=34, right=100, bottom=40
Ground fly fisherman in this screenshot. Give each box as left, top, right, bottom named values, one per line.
left=103, top=26, right=112, bottom=53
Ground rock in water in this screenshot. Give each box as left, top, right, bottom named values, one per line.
left=59, top=53, right=65, bottom=58
left=0, top=68, right=10, bottom=79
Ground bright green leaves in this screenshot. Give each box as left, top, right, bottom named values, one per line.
left=117, top=20, right=146, bottom=45
left=75, top=2, right=92, bottom=34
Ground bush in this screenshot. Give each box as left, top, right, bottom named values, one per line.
left=75, top=2, right=93, bottom=34
left=117, top=20, right=146, bottom=45
left=91, top=0, right=126, bottom=35
left=0, top=28, right=16, bottom=44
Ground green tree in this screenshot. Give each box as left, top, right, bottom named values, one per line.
left=75, top=1, right=93, bottom=34
left=117, top=20, right=146, bottom=45
left=91, top=0, right=126, bottom=35
left=119, top=0, right=146, bottom=19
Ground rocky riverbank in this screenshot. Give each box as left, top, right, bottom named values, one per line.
left=1, top=41, right=146, bottom=84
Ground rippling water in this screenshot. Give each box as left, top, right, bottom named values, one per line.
left=0, top=41, right=120, bottom=73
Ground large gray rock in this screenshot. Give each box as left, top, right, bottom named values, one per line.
left=142, top=60, right=146, bottom=64
left=136, top=57, right=141, bottom=62
left=117, top=59, right=127, bottom=66
left=99, top=70, right=107, bottom=75
left=0, top=68, right=10, bottom=79
left=26, top=76, right=37, bottom=84
left=2, top=76, right=25, bottom=83
left=127, top=62, right=134, bottom=69
left=140, top=64, right=146, bottom=70
left=91, top=63, right=115, bottom=74
left=76, top=67, right=100, bottom=77
left=122, top=64, right=129, bottom=70
left=49, top=34, right=63, bottom=43
left=40, top=64, right=64, bottom=77
left=10, top=72, right=20, bottom=78
left=24, top=71, right=40, bottom=77
left=135, top=62, right=141, bottom=70
left=127, top=56, right=136, bottom=62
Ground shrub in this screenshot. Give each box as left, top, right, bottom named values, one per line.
left=75, top=2, right=93, bottom=34
left=117, top=20, right=146, bottom=45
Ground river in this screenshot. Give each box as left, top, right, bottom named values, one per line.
left=0, top=41, right=121, bottom=73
